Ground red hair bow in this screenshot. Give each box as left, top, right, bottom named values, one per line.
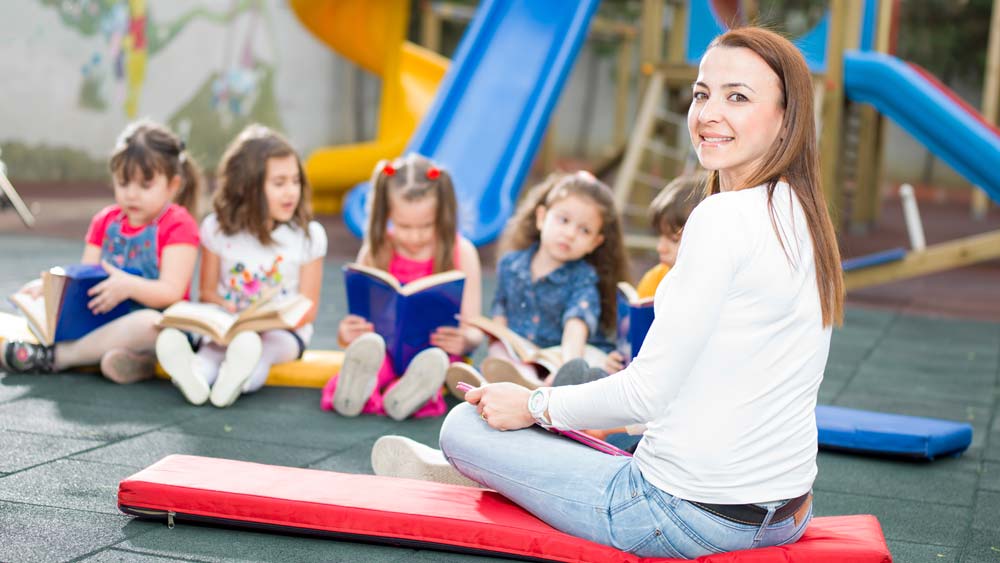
left=426, top=167, right=441, bottom=180
left=383, top=164, right=396, bottom=176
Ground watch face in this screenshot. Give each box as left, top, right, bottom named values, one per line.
left=528, top=390, right=544, bottom=414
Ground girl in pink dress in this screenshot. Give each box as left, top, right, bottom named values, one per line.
left=321, top=154, right=484, bottom=420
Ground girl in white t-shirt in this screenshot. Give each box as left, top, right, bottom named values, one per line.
left=156, top=125, right=327, bottom=407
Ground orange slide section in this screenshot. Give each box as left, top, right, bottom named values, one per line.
left=289, top=0, right=449, bottom=213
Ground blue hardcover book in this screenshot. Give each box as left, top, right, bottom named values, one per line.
left=616, top=282, right=655, bottom=361
left=8, top=264, right=137, bottom=345
left=343, top=263, right=464, bottom=372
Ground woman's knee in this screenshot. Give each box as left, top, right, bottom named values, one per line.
left=439, top=402, right=481, bottom=458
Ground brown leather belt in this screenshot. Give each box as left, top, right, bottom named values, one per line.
left=690, top=491, right=811, bottom=526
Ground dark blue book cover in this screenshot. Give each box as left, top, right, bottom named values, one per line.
left=344, top=264, right=464, bottom=371
left=616, top=283, right=655, bottom=361
left=52, top=264, right=137, bottom=342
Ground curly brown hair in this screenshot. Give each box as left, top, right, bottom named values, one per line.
left=499, top=171, right=629, bottom=336
left=365, top=154, right=458, bottom=273
left=213, top=124, right=312, bottom=245
left=109, top=119, right=203, bottom=217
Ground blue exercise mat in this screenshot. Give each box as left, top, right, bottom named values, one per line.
left=842, top=247, right=907, bottom=272
left=816, top=405, right=973, bottom=459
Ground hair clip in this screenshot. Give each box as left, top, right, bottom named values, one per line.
left=426, top=167, right=441, bottom=181
left=383, top=164, right=396, bottom=176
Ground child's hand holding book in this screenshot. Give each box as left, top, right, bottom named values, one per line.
left=429, top=325, right=467, bottom=356
left=87, top=261, right=137, bottom=314
left=337, top=314, right=374, bottom=347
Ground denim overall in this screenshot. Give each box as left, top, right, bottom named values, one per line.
left=100, top=209, right=162, bottom=281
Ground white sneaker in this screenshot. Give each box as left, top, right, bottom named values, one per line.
left=209, top=332, right=263, bottom=408
left=333, top=332, right=385, bottom=417
left=156, top=328, right=209, bottom=406
left=445, top=362, right=486, bottom=399
left=383, top=347, right=448, bottom=421
left=481, top=356, right=543, bottom=389
left=370, top=435, right=480, bottom=488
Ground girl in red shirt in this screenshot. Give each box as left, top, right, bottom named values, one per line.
left=2, top=120, right=202, bottom=383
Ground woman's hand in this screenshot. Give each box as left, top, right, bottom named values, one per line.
left=430, top=326, right=467, bottom=356
left=87, top=261, right=135, bottom=314
left=603, top=351, right=626, bottom=373
left=338, top=315, right=373, bottom=347
left=463, top=382, right=534, bottom=431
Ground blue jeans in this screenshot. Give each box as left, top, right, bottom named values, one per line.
left=439, top=403, right=812, bottom=559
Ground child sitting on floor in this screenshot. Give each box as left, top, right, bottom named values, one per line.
left=553, top=173, right=705, bottom=453
left=1, top=120, right=202, bottom=383
left=156, top=124, right=327, bottom=408
left=568, top=172, right=705, bottom=380
left=446, top=171, right=629, bottom=393
left=322, top=154, right=484, bottom=421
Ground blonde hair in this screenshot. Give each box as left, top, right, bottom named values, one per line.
left=109, top=119, right=203, bottom=217
left=365, top=154, right=458, bottom=273
left=213, top=124, right=312, bottom=245
left=703, top=27, right=844, bottom=326
left=500, top=171, right=629, bottom=335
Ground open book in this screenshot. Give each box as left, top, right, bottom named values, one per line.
left=344, top=263, right=464, bottom=371
left=8, top=264, right=137, bottom=345
left=616, top=282, right=655, bottom=361
left=464, top=315, right=565, bottom=374
left=159, top=286, right=312, bottom=345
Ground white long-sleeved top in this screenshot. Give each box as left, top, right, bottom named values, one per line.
left=548, top=181, right=831, bottom=504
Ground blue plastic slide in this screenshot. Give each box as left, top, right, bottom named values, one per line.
left=343, top=0, right=600, bottom=245
left=844, top=51, right=1000, bottom=204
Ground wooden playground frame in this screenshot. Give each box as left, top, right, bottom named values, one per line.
left=613, top=0, right=1000, bottom=291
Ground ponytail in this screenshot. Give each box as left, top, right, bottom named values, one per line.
left=173, top=151, right=204, bottom=217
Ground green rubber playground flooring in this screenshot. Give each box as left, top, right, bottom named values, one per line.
left=1, top=233, right=999, bottom=562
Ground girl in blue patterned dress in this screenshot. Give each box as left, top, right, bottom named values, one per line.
left=459, top=172, right=629, bottom=389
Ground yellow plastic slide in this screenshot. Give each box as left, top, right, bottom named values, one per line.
left=289, top=0, right=449, bottom=213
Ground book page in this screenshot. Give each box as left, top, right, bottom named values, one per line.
left=235, top=284, right=282, bottom=320
left=9, top=293, right=50, bottom=344
left=399, top=270, right=465, bottom=296
left=43, top=271, right=65, bottom=341
left=0, top=311, right=39, bottom=344
left=466, top=316, right=541, bottom=362
left=617, top=282, right=654, bottom=307
left=159, top=301, right=237, bottom=341
left=230, top=295, right=312, bottom=340
left=616, top=281, right=639, bottom=304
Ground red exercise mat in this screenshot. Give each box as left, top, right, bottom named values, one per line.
left=118, top=455, right=892, bottom=563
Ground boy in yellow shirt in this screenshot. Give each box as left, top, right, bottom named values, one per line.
left=589, top=173, right=705, bottom=376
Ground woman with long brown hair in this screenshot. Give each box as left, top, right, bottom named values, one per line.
left=376, top=27, right=843, bottom=558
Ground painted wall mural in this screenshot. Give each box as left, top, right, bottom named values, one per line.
left=1, top=1, right=349, bottom=180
